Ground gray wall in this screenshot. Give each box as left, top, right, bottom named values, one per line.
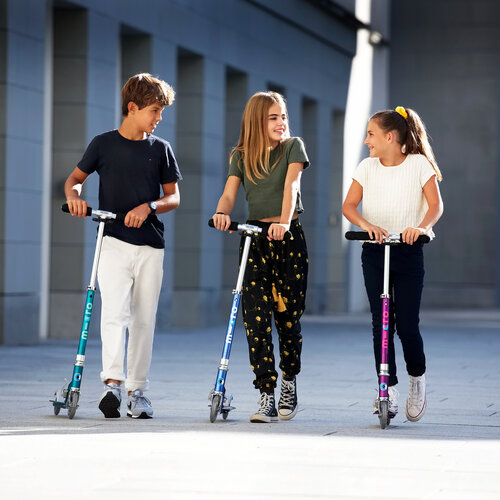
left=0, top=0, right=357, bottom=343
left=389, top=0, right=500, bottom=308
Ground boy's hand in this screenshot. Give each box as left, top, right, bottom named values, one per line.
left=66, top=198, right=89, bottom=218
left=125, top=203, right=150, bottom=228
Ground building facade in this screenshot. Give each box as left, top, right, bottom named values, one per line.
left=0, top=0, right=361, bottom=343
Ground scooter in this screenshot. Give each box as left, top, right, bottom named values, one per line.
left=207, top=219, right=264, bottom=422
left=50, top=203, right=123, bottom=419
left=345, top=231, right=429, bottom=428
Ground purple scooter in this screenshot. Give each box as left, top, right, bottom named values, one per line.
left=345, top=231, right=429, bottom=428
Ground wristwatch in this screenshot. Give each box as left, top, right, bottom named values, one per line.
left=148, top=201, right=158, bottom=215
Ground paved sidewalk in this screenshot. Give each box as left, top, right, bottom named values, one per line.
left=0, top=310, right=499, bottom=499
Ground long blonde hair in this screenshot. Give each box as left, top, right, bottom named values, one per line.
left=371, top=108, right=442, bottom=181
left=230, top=91, right=290, bottom=183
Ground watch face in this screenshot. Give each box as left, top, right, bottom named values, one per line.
left=150, top=201, right=157, bottom=211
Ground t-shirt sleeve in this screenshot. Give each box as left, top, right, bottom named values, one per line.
left=77, top=136, right=100, bottom=174
left=352, top=159, right=367, bottom=187
left=419, top=156, right=437, bottom=187
left=287, top=137, right=310, bottom=169
left=160, top=142, right=183, bottom=184
left=228, top=151, right=244, bottom=179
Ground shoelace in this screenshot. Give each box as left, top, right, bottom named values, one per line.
left=408, top=380, right=423, bottom=406
left=280, top=380, right=296, bottom=407
left=257, top=393, right=275, bottom=414
left=130, top=391, right=151, bottom=407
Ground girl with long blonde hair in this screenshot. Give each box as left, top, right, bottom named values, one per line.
left=213, top=91, right=310, bottom=422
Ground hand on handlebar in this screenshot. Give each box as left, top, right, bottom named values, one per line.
left=212, top=213, right=233, bottom=233
left=360, top=222, right=388, bottom=243
left=66, top=197, right=89, bottom=218
left=402, top=226, right=426, bottom=245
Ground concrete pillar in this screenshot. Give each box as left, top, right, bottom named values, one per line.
left=151, top=38, right=177, bottom=330
left=221, top=69, right=247, bottom=293
left=173, top=53, right=225, bottom=326
left=301, top=99, right=331, bottom=314
left=0, top=0, right=47, bottom=344
left=49, top=7, right=119, bottom=339
left=326, top=109, right=346, bottom=311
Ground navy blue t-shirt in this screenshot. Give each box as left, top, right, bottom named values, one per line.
left=77, top=130, right=182, bottom=249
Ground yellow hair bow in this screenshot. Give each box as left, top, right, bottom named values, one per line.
left=395, top=106, right=408, bottom=119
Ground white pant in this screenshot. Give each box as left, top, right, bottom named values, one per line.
left=97, top=236, right=164, bottom=391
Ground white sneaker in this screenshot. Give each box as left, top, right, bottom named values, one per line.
left=127, top=389, right=153, bottom=419
left=373, top=386, right=399, bottom=417
left=406, top=375, right=426, bottom=422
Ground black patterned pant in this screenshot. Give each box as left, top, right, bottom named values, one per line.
left=240, top=219, right=308, bottom=393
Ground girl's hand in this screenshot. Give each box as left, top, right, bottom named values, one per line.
left=267, top=223, right=290, bottom=241
left=360, top=222, right=388, bottom=243
left=402, top=226, right=426, bottom=245
left=213, top=213, right=232, bottom=232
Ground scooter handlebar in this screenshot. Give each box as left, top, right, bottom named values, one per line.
left=345, top=231, right=430, bottom=244
left=208, top=218, right=266, bottom=235
left=62, top=203, right=125, bottom=223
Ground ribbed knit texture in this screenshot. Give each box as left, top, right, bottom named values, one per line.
left=353, top=154, right=436, bottom=236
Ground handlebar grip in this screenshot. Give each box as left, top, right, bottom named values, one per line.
left=208, top=218, right=240, bottom=232
left=345, top=231, right=372, bottom=240
left=61, top=203, right=92, bottom=216
left=345, top=231, right=430, bottom=244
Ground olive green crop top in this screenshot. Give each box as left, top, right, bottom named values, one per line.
left=227, top=137, right=310, bottom=220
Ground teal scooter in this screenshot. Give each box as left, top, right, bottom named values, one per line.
left=50, top=204, right=123, bottom=419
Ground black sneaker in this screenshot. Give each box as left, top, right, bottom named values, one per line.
left=278, top=377, right=297, bottom=420
left=250, top=392, right=278, bottom=423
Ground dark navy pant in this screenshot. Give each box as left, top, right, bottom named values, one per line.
left=361, top=242, right=426, bottom=386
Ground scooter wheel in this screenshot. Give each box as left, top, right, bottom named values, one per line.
left=67, top=391, right=80, bottom=420
left=53, top=404, right=60, bottom=416
left=379, top=400, right=389, bottom=429
left=210, top=394, right=221, bottom=423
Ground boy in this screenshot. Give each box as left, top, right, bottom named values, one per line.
left=64, top=73, right=182, bottom=419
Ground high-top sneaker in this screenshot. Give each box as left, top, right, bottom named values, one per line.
left=278, top=377, right=298, bottom=420
left=406, top=375, right=426, bottom=422
left=373, top=385, right=399, bottom=418
left=250, top=392, right=278, bottom=423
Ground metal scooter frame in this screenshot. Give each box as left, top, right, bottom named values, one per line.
left=208, top=221, right=263, bottom=422
left=345, top=231, right=429, bottom=429
left=51, top=205, right=120, bottom=419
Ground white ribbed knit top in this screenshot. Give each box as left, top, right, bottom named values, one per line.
left=352, top=154, right=437, bottom=237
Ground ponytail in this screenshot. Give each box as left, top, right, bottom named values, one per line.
left=371, top=107, right=443, bottom=181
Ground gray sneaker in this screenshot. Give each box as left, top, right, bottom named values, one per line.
left=127, top=389, right=153, bottom=419
left=98, top=382, right=121, bottom=418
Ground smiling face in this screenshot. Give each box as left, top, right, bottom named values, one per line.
left=364, top=119, right=393, bottom=158
left=129, top=102, right=164, bottom=135
left=267, top=102, right=288, bottom=147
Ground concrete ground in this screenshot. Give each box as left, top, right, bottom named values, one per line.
left=0, top=310, right=499, bottom=499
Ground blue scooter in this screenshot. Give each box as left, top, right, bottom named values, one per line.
left=207, top=219, right=264, bottom=422
left=50, top=204, right=123, bottom=419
